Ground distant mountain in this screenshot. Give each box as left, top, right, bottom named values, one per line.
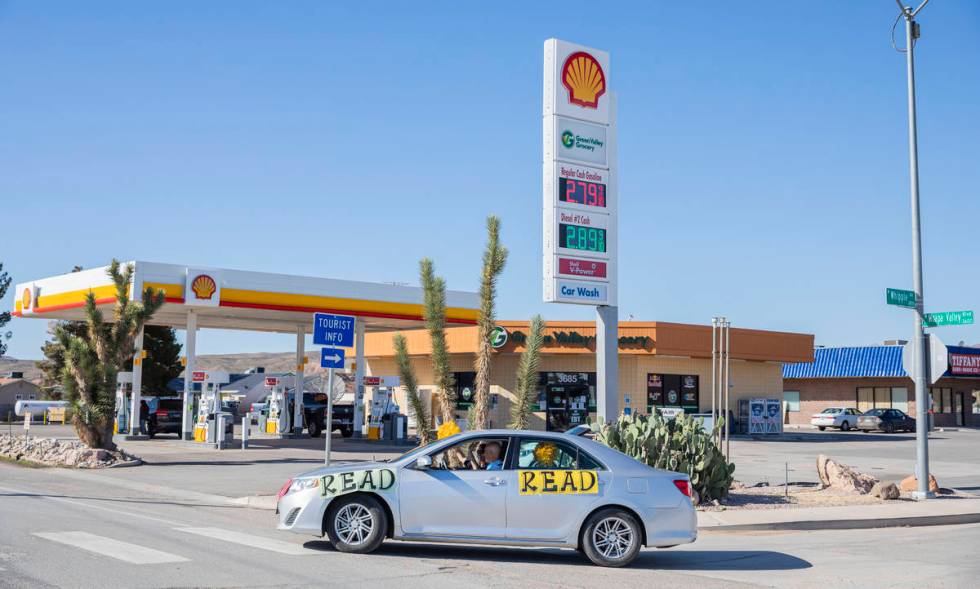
left=1, top=351, right=335, bottom=384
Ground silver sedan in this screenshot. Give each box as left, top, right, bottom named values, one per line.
left=275, top=429, right=697, bottom=567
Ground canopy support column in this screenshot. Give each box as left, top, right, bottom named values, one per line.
left=182, top=310, right=197, bottom=440
left=293, top=325, right=305, bottom=436
left=353, top=321, right=365, bottom=438
left=126, top=327, right=145, bottom=439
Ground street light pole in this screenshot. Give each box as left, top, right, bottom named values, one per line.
left=896, top=0, right=932, bottom=500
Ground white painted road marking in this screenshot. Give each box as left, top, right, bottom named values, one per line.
left=33, top=532, right=189, bottom=564
left=174, top=527, right=314, bottom=555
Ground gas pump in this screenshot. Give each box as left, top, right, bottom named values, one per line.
left=266, top=380, right=289, bottom=435
left=113, top=372, right=133, bottom=434
left=192, top=371, right=230, bottom=445
left=366, top=376, right=401, bottom=440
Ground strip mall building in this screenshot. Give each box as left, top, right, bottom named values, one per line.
left=364, top=321, right=813, bottom=431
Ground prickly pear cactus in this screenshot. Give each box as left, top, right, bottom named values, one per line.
left=592, top=412, right=735, bottom=504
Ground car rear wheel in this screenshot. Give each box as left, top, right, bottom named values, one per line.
left=581, top=508, right=642, bottom=567
left=883, top=422, right=895, bottom=434
left=308, top=421, right=322, bottom=438
left=841, top=421, right=851, bottom=432
left=325, top=495, right=387, bottom=554
left=341, top=428, right=353, bottom=438
left=817, top=426, right=826, bottom=431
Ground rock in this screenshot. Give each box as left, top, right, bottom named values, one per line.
left=0, top=434, right=141, bottom=469
left=871, top=481, right=901, bottom=500
left=729, top=480, right=746, bottom=491
left=899, top=474, right=939, bottom=493
left=816, top=454, right=878, bottom=494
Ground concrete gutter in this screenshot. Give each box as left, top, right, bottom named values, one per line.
left=698, top=497, right=980, bottom=532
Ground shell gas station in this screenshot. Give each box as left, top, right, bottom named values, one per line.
left=13, top=260, right=479, bottom=443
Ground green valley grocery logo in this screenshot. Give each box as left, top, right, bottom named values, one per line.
left=489, top=326, right=509, bottom=349
left=560, top=130, right=604, bottom=153
left=561, top=130, right=575, bottom=149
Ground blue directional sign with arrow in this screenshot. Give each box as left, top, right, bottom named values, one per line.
left=320, top=347, right=345, bottom=369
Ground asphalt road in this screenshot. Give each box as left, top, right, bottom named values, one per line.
left=1, top=462, right=977, bottom=588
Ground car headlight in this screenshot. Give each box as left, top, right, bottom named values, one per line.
left=288, top=478, right=320, bottom=494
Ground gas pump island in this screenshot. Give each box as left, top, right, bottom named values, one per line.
left=189, top=370, right=231, bottom=447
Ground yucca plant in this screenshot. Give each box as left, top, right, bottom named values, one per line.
left=393, top=334, right=432, bottom=445
left=472, top=216, right=508, bottom=430
left=419, top=258, right=455, bottom=427
left=509, top=315, right=545, bottom=430
left=592, top=412, right=735, bottom=504
left=57, top=261, right=164, bottom=449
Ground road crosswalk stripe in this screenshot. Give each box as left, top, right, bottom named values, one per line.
left=174, top=527, right=314, bottom=555
left=33, top=532, right=189, bottom=564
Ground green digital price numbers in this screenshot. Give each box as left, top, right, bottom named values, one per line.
left=559, top=223, right=606, bottom=253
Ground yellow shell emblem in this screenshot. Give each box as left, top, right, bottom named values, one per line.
left=22, top=288, right=32, bottom=310
left=561, top=51, right=605, bottom=109
left=191, top=274, right=217, bottom=300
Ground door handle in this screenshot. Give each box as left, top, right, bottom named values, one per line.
left=483, top=477, right=505, bottom=486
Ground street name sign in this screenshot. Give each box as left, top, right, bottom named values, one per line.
left=922, top=310, right=974, bottom=327
left=320, top=347, right=345, bottom=369
left=313, top=313, right=356, bottom=347
left=543, top=39, right=616, bottom=306
left=886, top=288, right=917, bottom=308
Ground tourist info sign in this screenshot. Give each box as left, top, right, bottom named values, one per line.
left=543, top=39, right=616, bottom=306
left=313, top=313, right=356, bottom=347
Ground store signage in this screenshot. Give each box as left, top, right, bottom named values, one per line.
left=886, top=288, right=917, bottom=309
left=543, top=39, right=616, bottom=307
left=264, top=377, right=279, bottom=387
left=950, top=353, right=980, bottom=376
left=489, top=326, right=509, bottom=349
left=922, top=310, right=974, bottom=327
left=313, top=313, right=356, bottom=347
left=185, top=268, right=221, bottom=307
left=191, top=371, right=208, bottom=382
left=509, top=330, right=651, bottom=349
left=362, top=376, right=401, bottom=387
left=558, top=257, right=607, bottom=279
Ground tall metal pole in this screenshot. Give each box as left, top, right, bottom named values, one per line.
left=711, top=318, right=717, bottom=425
left=724, top=319, right=731, bottom=459
left=897, top=0, right=932, bottom=500
left=325, top=366, right=334, bottom=466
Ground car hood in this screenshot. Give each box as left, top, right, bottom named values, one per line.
left=294, top=460, right=394, bottom=480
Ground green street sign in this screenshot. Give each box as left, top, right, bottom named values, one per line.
left=923, top=310, right=974, bottom=327
left=886, top=288, right=917, bottom=309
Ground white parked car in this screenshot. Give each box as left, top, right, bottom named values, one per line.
left=810, top=407, right=861, bottom=431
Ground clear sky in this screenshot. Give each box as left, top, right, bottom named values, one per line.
left=2, top=1, right=979, bottom=360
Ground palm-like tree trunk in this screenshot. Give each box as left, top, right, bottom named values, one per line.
left=472, top=216, right=507, bottom=430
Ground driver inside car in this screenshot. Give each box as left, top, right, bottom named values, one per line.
left=481, top=441, right=503, bottom=470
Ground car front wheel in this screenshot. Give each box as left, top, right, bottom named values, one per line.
left=581, top=508, right=642, bottom=567
left=325, top=495, right=387, bottom=554
left=841, top=421, right=851, bottom=432
left=817, top=426, right=826, bottom=431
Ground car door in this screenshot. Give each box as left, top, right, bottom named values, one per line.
left=398, top=435, right=510, bottom=539
left=505, top=437, right=607, bottom=542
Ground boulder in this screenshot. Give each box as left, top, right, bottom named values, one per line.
left=871, top=481, right=901, bottom=500
left=899, top=474, right=939, bottom=493
left=816, top=454, right=878, bottom=494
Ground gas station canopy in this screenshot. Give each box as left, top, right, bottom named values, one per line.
left=13, top=260, right=479, bottom=333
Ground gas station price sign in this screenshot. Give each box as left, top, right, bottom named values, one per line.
left=559, top=223, right=606, bottom=252
left=559, top=177, right=605, bottom=208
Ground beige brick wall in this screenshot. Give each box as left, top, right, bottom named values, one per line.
left=366, top=352, right=784, bottom=431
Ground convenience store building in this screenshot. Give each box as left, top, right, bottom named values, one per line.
left=364, top=320, right=813, bottom=431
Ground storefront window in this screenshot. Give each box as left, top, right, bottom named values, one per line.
left=857, top=387, right=873, bottom=412
left=647, top=373, right=698, bottom=413
left=891, top=388, right=909, bottom=413
left=973, top=390, right=980, bottom=415
left=453, top=372, right=476, bottom=410
left=929, top=387, right=952, bottom=413
left=857, top=386, right=907, bottom=412
left=783, top=391, right=800, bottom=412
left=538, top=372, right=595, bottom=431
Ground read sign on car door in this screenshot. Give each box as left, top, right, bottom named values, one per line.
left=518, top=470, right=598, bottom=495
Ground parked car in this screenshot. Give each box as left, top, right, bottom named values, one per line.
left=857, top=408, right=916, bottom=433
left=263, top=392, right=355, bottom=438
left=810, top=407, right=862, bottom=431
left=146, top=397, right=233, bottom=439
left=275, top=429, right=697, bottom=567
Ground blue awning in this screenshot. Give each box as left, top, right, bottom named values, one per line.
left=783, top=346, right=905, bottom=379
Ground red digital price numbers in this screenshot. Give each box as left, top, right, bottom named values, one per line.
left=559, top=178, right=606, bottom=208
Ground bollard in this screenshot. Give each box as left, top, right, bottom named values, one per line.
left=784, top=462, right=789, bottom=497
left=241, top=416, right=249, bottom=450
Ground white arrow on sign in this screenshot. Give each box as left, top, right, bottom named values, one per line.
left=323, top=352, right=341, bottom=364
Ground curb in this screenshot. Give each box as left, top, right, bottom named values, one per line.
left=699, top=511, right=980, bottom=532
left=233, top=495, right=277, bottom=510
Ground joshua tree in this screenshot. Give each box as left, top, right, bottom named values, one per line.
left=57, top=261, right=164, bottom=449
left=472, top=216, right=508, bottom=430
left=0, top=262, right=11, bottom=357
left=393, top=334, right=433, bottom=445
left=420, top=258, right=456, bottom=426
left=509, top=315, right=545, bottom=430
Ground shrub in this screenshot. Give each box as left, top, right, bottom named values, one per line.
left=592, top=412, right=735, bottom=504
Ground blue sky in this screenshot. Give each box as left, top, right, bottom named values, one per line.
left=2, top=1, right=979, bottom=360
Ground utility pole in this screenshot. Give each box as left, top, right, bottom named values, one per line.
left=895, top=0, right=932, bottom=500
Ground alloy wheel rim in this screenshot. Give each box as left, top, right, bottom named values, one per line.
left=592, top=516, right=634, bottom=559
left=335, top=504, right=374, bottom=545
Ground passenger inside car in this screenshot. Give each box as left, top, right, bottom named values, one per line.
left=430, top=437, right=509, bottom=470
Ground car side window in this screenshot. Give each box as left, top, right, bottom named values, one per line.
left=428, top=437, right=511, bottom=471
left=515, top=438, right=600, bottom=470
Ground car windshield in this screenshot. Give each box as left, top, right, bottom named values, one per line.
left=389, top=439, right=444, bottom=464
left=864, top=409, right=885, bottom=416
left=821, top=408, right=841, bottom=414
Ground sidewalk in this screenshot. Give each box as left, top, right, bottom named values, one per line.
left=697, top=496, right=980, bottom=532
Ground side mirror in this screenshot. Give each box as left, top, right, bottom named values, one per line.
left=415, top=455, right=432, bottom=470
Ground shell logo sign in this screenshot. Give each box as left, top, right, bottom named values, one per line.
left=184, top=268, right=221, bottom=307
left=561, top=51, right=605, bottom=109
left=191, top=274, right=217, bottom=300
left=21, top=287, right=32, bottom=310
